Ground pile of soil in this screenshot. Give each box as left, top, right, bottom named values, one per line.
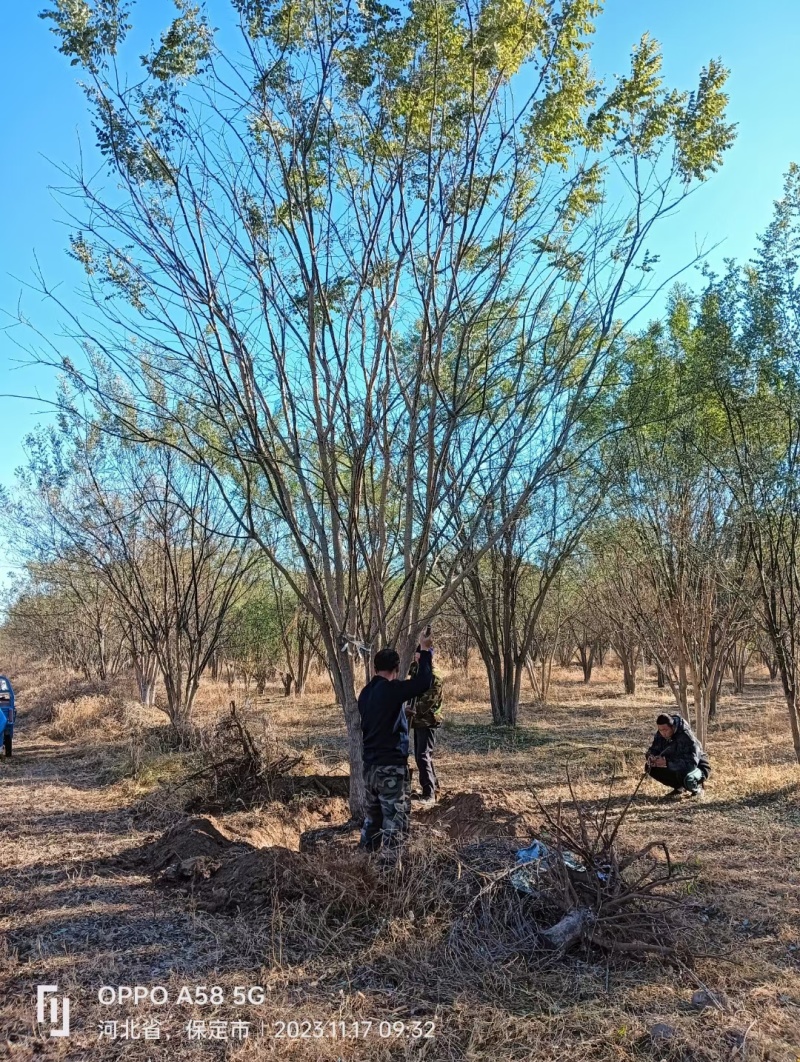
left=148, top=790, right=533, bottom=931
left=415, top=790, right=528, bottom=841
left=149, top=789, right=527, bottom=882
left=193, top=845, right=375, bottom=914
left=151, top=815, right=246, bottom=867
left=149, top=814, right=253, bottom=882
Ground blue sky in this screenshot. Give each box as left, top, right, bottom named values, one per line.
left=1, top=0, right=799, bottom=583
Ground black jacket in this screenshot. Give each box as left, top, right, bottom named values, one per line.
left=647, top=714, right=710, bottom=777
left=359, top=650, right=434, bottom=766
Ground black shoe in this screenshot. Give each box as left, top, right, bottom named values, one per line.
left=663, top=788, right=683, bottom=801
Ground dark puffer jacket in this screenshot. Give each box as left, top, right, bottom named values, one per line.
left=647, top=714, right=711, bottom=778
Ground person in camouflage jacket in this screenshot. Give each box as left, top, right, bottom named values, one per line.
left=406, top=654, right=443, bottom=804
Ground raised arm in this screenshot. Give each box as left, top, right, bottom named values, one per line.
left=390, top=649, right=434, bottom=705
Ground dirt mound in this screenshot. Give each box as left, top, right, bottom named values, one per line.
left=194, top=845, right=374, bottom=915
left=415, top=790, right=527, bottom=841
left=148, top=794, right=353, bottom=883
left=149, top=814, right=253, bottom=881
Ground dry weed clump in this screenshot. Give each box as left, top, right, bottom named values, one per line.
left=8, top=660, right=125, bottom=726
left=47, top=690, right=130, bottom=739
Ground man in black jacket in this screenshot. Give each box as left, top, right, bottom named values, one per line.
left=358, top=631, right=434, bottom=852
left=646, top=713, right=711, bottom=800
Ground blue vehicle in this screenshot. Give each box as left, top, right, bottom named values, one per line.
left=0, top=676, right=15, bottom=757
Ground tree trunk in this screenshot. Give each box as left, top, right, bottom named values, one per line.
left=97, top=629, right=108, bottom=681
left=731, top=664, right=745, bottom=694
left=133, top=653, right=158, bottom=707
left=621, top=653, right=637, bottom=695
left=323, top=642, right=365, bottom=817
left=656, top=664, right=665, bottom=689
left=694, top=686, right=709, bottom=747
left=786, top=690, right=800, bottom=766
left=769, top=632, right=800, bottom=765
left=709, top=664, right=726, bottom=719
left=557, top=643, right=575, bottom=668
left=539, top=656, right=554, bottom=703
left=488, top=659, right=523, bottom=726
left=677, top=656, right=690, bottom=716
left=577, top=642, right=596, bottom=683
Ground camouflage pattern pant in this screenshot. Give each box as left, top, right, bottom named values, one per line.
left=359, top=764, right=410, bottom=850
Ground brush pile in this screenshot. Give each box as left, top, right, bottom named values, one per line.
left=184, top=701, right=304, bottom=810
left=449, top=773, right=696, bottom=967
left=531, top=773, right=695, bottom=957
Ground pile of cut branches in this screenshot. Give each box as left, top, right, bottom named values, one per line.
left=447, top=773, right=699, bottom=970
left=529, top=772, right=696, bottom=958
left=184, top=701, right=303, bottom=810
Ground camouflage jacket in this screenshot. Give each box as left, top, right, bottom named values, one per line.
left=406, top=660, right=443, bottom=728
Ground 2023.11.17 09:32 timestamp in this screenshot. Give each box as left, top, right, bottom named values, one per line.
left=270, top=1019, right=436, bottom=1040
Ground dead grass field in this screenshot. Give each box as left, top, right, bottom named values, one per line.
left=1, top=657, right=799, bottom=1062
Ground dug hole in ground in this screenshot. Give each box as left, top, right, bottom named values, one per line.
left=0, top=657, right=799, bottom=1061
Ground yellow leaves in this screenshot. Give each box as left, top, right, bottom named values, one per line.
left=562, top=162, right=604, bottom=227
left=623, top=33, right=665, bottom=113
left=587, top=34, right=734, bottom=181
left=269, top=0, right=314, bottom=48
left=524, top=53, right=598, bottom=167
left=382, top=0, right=473, bottom=149
left=41, top=0, right=131, bottom=73
left=144, top=0, right=213, bottom=82
left=591, top=34, right=678, bottom=153
left=673, top=59, right=736, bottom=183
left=69, top=232, right=96, bottom=275
left=475, top=0, right=546, bottom=77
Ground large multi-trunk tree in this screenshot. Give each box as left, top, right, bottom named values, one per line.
left=38, top=0, right=733, bottom=811
left=703, top=166, right=800, bottom=763
left=599, top=303, right=755, bottom=744
left=451, top=473, right=597, bottom=725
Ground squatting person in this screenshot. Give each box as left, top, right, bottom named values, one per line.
left=645, top=713, right=711, bottom=800
left=358, top=630, right=434, bottom=853
left=406, top=649, right=444, bottom=807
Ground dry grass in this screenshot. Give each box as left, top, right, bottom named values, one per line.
left=47, top=692, right=130, bottom=741
left=0, top=659, right=799, bottom=1061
